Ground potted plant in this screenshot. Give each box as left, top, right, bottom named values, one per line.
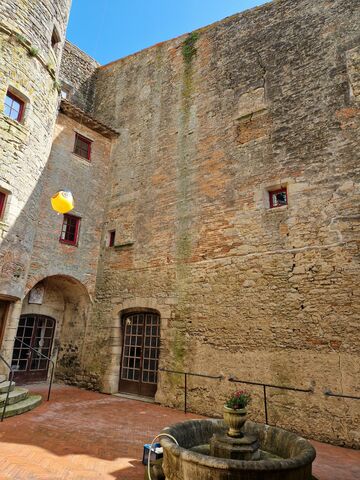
left=223, top=390, right=251, bottom=437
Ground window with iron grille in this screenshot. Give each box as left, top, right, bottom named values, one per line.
left=74, top=133, right=92, bottom=160
left=269, top=188, right=288, bottom=208
left=59, top=214, right=80, bottom=245
left=0, top=192, right=6, bottom=220
left=4, top=91, right=25, bottom=122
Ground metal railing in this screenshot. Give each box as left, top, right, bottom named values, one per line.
left=0, top=352, right=14, bottom=422
left=14, top=337, right=55, bottom=402
left=159, top=368, right=223, bottom=413
left=160, top=368, right=360, bottom=422
left=228, top=376, right=314, bottom=425
left=324, top=389, right=360, bottom=401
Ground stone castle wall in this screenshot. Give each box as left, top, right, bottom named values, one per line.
left=0, top=0, right=71, bottom=301
left=25, top=111, right=113, bottom=386
left=60, top=41, right=99, bottom=112
left=81, top=0, right=360, bottom=446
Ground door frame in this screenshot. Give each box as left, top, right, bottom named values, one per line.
left=118, top=309, right=160, bottom=398
left=0, top=300, right=11, bottom=349
left=12, top=314, right=56, bottom=384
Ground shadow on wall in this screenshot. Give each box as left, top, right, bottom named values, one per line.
left=0, top=128, right=94, bottom=384
left=18, top=275, right=91, bottom=385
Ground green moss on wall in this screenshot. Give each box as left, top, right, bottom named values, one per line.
left=182, top=32, right=199, bottom=65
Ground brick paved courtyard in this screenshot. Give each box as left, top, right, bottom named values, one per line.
left=0, top=384, right=358, bottom=480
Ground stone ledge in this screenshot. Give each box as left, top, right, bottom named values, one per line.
left=60, top=100, right=119, bottom=139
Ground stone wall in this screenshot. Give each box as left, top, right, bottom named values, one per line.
left=23, top=112, right=113, bottom=385
left=60, top=41, right=99, bottom=112
left=84, top=0, right=360, bottom=447
left=0, top=0, right=72, bottom=364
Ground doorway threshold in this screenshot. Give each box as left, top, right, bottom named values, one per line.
left=113, top=392, right=156, bottom=404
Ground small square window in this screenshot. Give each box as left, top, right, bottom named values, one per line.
left=59, top=214, right=80, bottom=246
left=108, top=230, right=116, bottom=247
left=74, top=133, right=92, bottom=160
left=269, top=188, right=288, bottom=208
left=0, top=192, right=7, bottom=220
left=4, top=91, right=25, bottom=122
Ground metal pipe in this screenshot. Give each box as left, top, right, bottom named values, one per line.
left=324, top=389, right=360, bottom=400
left=229, top=377, right=313, bottom=393
left=159, top=368, right=223, bottom=380
left=263, top=384, right=268, bottom=425
left=184, top=373, right=187, bottom=414
left=0, top=353, right=14, bottom=422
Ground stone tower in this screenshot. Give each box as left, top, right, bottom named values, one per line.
left=0, top=0, right=72, bottom=299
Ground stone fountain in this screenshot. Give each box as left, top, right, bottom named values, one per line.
left=159, top=416, right=316, bottom=480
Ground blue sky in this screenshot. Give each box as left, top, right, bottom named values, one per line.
left=66, top=0, right=268, bottom=65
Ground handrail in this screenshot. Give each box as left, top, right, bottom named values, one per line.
left=324, top=389, right=360, bottom=400
left=228, top=376, right=314, bottom=425
left=14, top=337, right=55, bottom=402
left=159, top=368, right=223, bottom=413
left=0, top=352, right=15, bottom=422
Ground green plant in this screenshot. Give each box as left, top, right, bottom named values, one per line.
left=28, top=46, right=39, bottom=57
left=15, top=32, right=27, bottom=44
left=225, top=390, right=251, bottom=410
left=53, top=79, right=62, bottom=93
left=182, top=31, right=199, bottom=64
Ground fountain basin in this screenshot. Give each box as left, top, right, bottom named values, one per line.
left=160, top=419, right=316, bottom=480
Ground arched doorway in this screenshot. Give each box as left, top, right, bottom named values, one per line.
left=11, top=314, right=55, bottom=383
left=119, top=311, right=160, bottom=397
left=11, top=275, right=91, bottom=385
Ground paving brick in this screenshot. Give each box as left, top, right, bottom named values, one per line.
left=0, top=384, right=358, bottom=480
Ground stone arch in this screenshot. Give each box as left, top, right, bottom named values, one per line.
left=8, top=274, right=91, bottom=383
left=103, top=297, right=171, bottom=395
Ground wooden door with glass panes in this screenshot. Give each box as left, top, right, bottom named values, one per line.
left=11, top=315, right=55, bottom=383
left=119, top=312, right=160, bottom=397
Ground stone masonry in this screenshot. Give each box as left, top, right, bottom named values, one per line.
left=0, top=0, right=358, bottom=449
left=84, top=0, right=360, bottom=447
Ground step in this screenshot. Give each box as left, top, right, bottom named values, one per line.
left=0, top=387, right=29, bottom=407
left=0, top=381, right=15, bottom=394
left=2, top=394, right=42, bottom=418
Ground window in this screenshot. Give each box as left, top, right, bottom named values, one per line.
left=269, top=188, right=288, bottom=208
left=4, top=91, right=25, bottom=122
left=59, top=214, right=80, bottom=245
left=0, top=192, right=7, bottom=220
left=74, top=133, right=92, bottom=160
left=51, top=26, right=61, bottom=50
left=108, top=230, right=116, bottom=247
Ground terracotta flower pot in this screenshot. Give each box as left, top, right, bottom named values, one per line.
left=223, top=405, right=247, bottom=437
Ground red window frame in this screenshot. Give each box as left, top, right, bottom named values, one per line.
left=269, top=188, right=288, bottom=208
left=73, top=133, right=92, bottom=161
left=59, top=214, right=81, bottom=246
left=0, top=192, right=7, bottom=220
left=4, top=91, right=25, bottom=123
left=109, top=230, right=116, bottom=247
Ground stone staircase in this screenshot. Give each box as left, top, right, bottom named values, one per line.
left=0, top=375, right=42, bottom=418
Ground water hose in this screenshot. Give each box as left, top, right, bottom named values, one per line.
left=147, top=433, right=179, bottom=480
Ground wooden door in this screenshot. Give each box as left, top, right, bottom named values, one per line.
left=0, top=301, right=10, bottom=349
left=119, top=312, right=160, bottom=397
left=11, top=314, right=55, bottom=383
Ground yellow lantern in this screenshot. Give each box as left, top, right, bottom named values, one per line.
left=51, top=190, right=74, bottom=214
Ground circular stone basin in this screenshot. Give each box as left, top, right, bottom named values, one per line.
left=160, top=419, right=316, bottom=480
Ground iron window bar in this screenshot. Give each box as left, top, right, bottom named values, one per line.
left=0, top=352, right=14, bottom=422
left=228, top=376, right=314, bottom=425
left=14, top=336, right=55, bottom=402
left=159, top=368, right=223, bottom=414
left=324, top=389, right=360, bottom=400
